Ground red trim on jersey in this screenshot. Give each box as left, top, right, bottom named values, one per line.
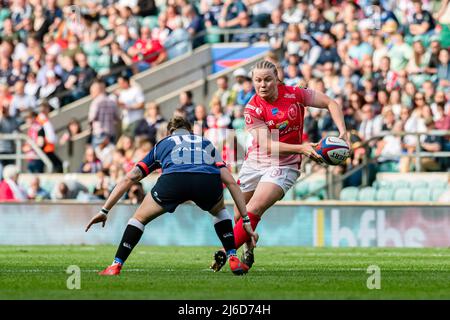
left=215, top=161, right=226, bottom=168
left=137, top=161, right=150, bottom=175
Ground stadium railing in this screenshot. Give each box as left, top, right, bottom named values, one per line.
left=0, top=133, right=53, bottom=173
left=296, top=130, right=450, bottom=201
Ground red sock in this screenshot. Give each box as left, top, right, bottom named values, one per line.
left=233, top=212, right=260, bottom=249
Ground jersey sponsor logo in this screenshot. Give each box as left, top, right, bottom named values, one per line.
left=265, top=120, right=275, bottom=126
left=276, top=120, right=289, bottom=131
left=288, top=105, right=298, bottom=120
left=284, top=93, right=296, bottom=99
left=271, top=108, right=279, bottom=115
left=244, top=113, right=253, bottom=124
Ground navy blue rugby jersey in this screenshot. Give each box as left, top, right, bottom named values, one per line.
left=136, top=131, right=226, bottom=177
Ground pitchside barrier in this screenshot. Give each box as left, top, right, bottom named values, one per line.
left=0, top=201, right=448, bottom=247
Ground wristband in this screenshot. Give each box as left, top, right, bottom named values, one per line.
left=242, top=216, right=251, bottom=224
left=101, top=207, right=110, bottom=215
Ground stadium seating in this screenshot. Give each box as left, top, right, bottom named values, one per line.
left=339, top=187, right=358, bottom=201
left=357, top=187, right=376, bottom=201
left=412, top=188, right=432, bottom=202
left=393, top=188, right=413, bottom=202
left=375, top=188, right=394, bottom=201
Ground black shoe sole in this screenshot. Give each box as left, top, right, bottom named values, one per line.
left=210, top=250, right=227, bottom=272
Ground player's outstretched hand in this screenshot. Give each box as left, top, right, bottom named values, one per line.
left=85, top=212, right=108, bottom=232
left=243, top=223, right=259, bottom=248
left=300, top=142, right=324, bottom=165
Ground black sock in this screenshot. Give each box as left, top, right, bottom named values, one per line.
left=114, top=220, right=144, bottom=265
left=214, top=219, right=236, bottom=256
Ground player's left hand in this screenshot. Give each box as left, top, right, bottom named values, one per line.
left=243, top=223, right=259, bottom=248
left=85, top=212, right=107, bottom=232
left=339, top=131, right=353, bottom=156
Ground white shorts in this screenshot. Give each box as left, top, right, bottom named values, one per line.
left=237, top=162, right=301, bottom=195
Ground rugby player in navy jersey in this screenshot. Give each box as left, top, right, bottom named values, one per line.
left=85, top=117, right=258, bottom=276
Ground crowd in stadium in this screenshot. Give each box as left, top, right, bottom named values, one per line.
left=0, top=0, right=449, bottom=201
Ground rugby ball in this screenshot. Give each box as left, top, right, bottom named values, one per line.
left=315, top=136, right=350, bottom=165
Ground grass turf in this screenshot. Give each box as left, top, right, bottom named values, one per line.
left=0, top=245, right=449, bottom=299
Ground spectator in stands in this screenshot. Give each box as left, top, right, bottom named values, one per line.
left=37, top=70, right=65, bottom=110
left=88, top=80, right=121, bottom=145
left=0, top=104, right=19, bottom=167
left=206, top=96, right=231, bottom=147
left=9, top=59, right=28, bottom=86
left=24, top=72, right=40, bottom=99
left=88, top=126, right=111, bottom=171
left=306, top=7, right=332, bottom=38
left=73, top=52, right=97, bottom=101
left=115, top=75, right=145, bottom=133
left=179, top=90, right=196, bottom=124
left=80, top=145, right=103, bottom=174
left=0, top=164, right=27, bottom=201
left=281, top=0, right=303, bottom=24
left=60, top=55, right=80, bottom=103
left=164, top=18, right=191, bottom=60
left=92, top=169, right=113, bottom=200
left=202, top=0, right=224, bottom=28
left=36, top=54, right=62, bottom=87
left=106, top=41, right=133, bottom=86
left=116, top=134, right=136, bottom=168
left=358, top=104, right=383, bottom=142
left=437, top=48, right=449, bottom=89
left=387, top=32, right=413, bottom=72
left=346, top=31, right=373, bottom=69
left=165, top=4, right=183, bottom=30
left=266, top=8, right=288, bottom=50
left=409, top=0, right=435, bottom=37
left=182, top=4, right=205, bottom=48
left=231, top=11, right=259, bottom=43
left=231, top=105, right=245, bottom=130
left=211, top=75, right=234, bottom=113
left=126, top=181, right=145, bottom=204
left=316, top=32, right=340, bottom=71
left=407, top=40, right=432, bottom=87
left=134, top=102, right=166, bottom=145
left=27, top=176, right=50, bottom=201
left=193, top=104, right=209, bottom=136
left=236, top=77, right=255, bottom=106
left=152, top=12, right=172, bottom=45
left=0, top=84, right=12, bottom=108
left=10, top=80, right=37, bottom=121
left=132, top=138, right=152, bottom=164
left=231, top=67, right=247, bottom=95
left=36, top=102, right=63, bottom=173
left=420, top=117, right=444, bottom=171
left=218, top=0, right=247, bottom=29
left=128, top=26, right=167, bottom=72
left=52, top=182, right=75, bottom=200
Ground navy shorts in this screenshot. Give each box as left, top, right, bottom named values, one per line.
left=150, top=172, right=224, bottom=213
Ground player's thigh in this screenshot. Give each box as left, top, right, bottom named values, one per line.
left=133, top=193, right=166, bottom=225
left=246, top=182, right=284, bottom=217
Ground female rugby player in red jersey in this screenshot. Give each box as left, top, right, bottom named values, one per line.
left=211, top=60, right=351, bottom=272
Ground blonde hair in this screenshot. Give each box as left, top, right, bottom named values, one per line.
left=252, top=60, right=282, bottom=83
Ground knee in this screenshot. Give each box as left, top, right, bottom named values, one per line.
left=246, top=200, right=265, bottom=216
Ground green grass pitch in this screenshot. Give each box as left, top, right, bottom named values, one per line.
left=1, top=246, right=449, bottom=299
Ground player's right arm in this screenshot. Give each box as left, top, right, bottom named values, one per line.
left=85, top=146, right=160, bottom=232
